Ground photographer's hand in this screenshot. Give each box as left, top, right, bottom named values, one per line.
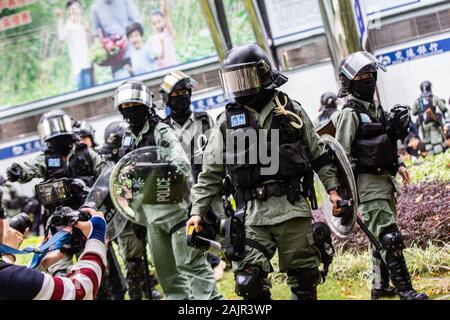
left=2, top=219, right=24, bottom=249
left=74, top=208, right=106, bottom=242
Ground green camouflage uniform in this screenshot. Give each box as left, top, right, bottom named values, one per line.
left=335, top=96, right=402, bottom=290
left=127, top=120, right=221, bottom=300
left=412, top=95, right=447, bottom=155
left=190, top=92, right=340, bottom=293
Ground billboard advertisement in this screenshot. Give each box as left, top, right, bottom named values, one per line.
left=0, top=0, right=220, bottom=108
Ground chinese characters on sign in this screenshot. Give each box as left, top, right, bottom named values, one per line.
left=0, top=0, right=35, bottom=32
left=377, top=38, right=450, bottom=66
left=192, top=94, right=228, bottom=112
left=0, top=139, right=42, bottom=160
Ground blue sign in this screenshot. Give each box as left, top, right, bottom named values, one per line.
left=0, top=139, right=42, bottom=160
left=354, top=0, right=366, bottom=47
left=165, top=93, right=230, bottom=116
left=192, top=94, right=229, bottom=112
left=377, top=38, right=450, bottom=67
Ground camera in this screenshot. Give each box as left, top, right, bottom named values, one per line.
left=8, top=213, right=32, bottom=234
left=46, top=206, right=91, bottom=254
left=35, top=178, right=72, bottom=207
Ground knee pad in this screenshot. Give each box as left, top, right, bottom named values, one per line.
left=288, top=268, right=321, bottom=290
left=235, top=266, right=269, bottom=300
left=380, top=227, right=405, bottom=254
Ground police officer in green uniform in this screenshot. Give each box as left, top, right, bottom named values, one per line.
left=412, top=81, right=448, bottom=155
left=74, top=120, right=98, bottom=149
left=160, top=71, right=226, bottom=278
left=187, top=44, right=343, bottom=300
left=99, top=121, right=161, bottom=300
left=335, top=51, right=428, bottom=300
left=314, top=92, right=340, bottom=129
left=6, top=110, right=105, bottom=275
left=114, top=80, right=221, bottom=300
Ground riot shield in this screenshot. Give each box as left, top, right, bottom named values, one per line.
left=85, top=162, right=127, bottom=240
left=110, top=146, right=190, bottom=227
left=315, top=135, right=357, bottom=238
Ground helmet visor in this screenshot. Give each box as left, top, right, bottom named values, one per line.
left=38, top=114, right=73, bottom=142
left=219, top=62, right=262, bottom=99
left=114, top=82, right=152, bottom=109
left=341, top=51, right=386, bottom=80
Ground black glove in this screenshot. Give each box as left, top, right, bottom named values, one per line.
left=6, top=163, right=23, bottom=182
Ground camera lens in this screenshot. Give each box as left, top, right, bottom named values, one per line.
left=8, top=213, right=32, bottom=234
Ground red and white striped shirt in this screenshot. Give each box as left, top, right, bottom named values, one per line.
left=0, top=239, right=107, bottom=300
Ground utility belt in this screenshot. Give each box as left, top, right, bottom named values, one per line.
left=236, top=178, right=317, bottom=209
left=240, top=180, right=304, bottom=202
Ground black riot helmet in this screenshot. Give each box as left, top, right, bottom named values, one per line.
left=73, top=121, right=97, bottom=147
left=38, top=110, right=75, bottom=155
left=338, top=51, right=386, bottom=99
left=104, top=121, right=129, bottom=149
left=219, top=44, right=288, bottom=102
left=114, top=80, right=154, bottom=135
left=320, top=92, right=338, bottom=110
left=38, top=110, right=74, bottom=143
left=420, top=81, right=432, bottom=95
left=114, top=80, right=152, bottom=111
left=98, top=121, right=129, bottom=158
left=160, top=71, right=196, bottom=104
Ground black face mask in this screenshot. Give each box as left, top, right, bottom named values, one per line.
left=49, top=136, right=74, bottom=156
left=121, top=105, right=150, bottom=135
left=169, top=95, right=192, bottom=125
left=235, top=89, right=275, bottom=112
left=351, top=78, right=377, bottom=102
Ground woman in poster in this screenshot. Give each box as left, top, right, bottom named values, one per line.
left=148, top=0, right=179, bottom=70
left=56, top=0, right=94, bottom=90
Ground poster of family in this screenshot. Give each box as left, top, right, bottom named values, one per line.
left=0, top=0, right=222, bottom=107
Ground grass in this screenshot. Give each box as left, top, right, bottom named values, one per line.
left=15, top=237, right=450, bottom=300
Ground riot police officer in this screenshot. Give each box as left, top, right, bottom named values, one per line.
left=98, top=121, right=161, bottom=300
left=160, top=71, right=226, bottom=279
left=335, top=51, right=428, bottom=300
left=6, top=110, right=105, bottom=275
left=314, top=92, right=340, bottom=129
left=114, top=80, right=221, bottom=300
left=412, top=81, right=448, bottom=155
left=187, top=44, right=343, bottom=300
left=74, top=120, right=98, bottom=149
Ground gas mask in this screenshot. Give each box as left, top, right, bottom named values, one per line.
left=351, top=75, right=377, bottom=102
left=49, top=136, right=74, bottom=156
left=235, top=89, right=275, bottom=112
left=169, top=94, right=192, bottom=124
left=121, top=105, right=150, bottom=136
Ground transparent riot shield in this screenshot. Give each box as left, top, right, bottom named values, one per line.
left=85, top=162, right=127, bottom=240
left=109, top=146, right=190, bottom=227
left=315, top=135, right=357, bottom=238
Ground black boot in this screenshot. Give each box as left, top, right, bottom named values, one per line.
left=387, top=252, right=428, bottom=300
left=126, top=258, right=145, bottom=300
left=380, top=227, right=428, bottom=300
left=371, top=250, right=397, bottom=300
left=146, top=274, right=162, bottom=300
left=291, top=287, right=317, bottom=300
left=288, top=268, right=321, bottom=301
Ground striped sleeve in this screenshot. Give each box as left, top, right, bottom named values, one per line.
left=33, top=239, right=107, bottom=300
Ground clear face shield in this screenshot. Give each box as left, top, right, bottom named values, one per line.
left=38, top=115, right=73, bottom=142
left=341, top=51, right=386, bottom=80
left=219, top=62, right=262, bottom=100
left=114, top=82, right=152, bottom=110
